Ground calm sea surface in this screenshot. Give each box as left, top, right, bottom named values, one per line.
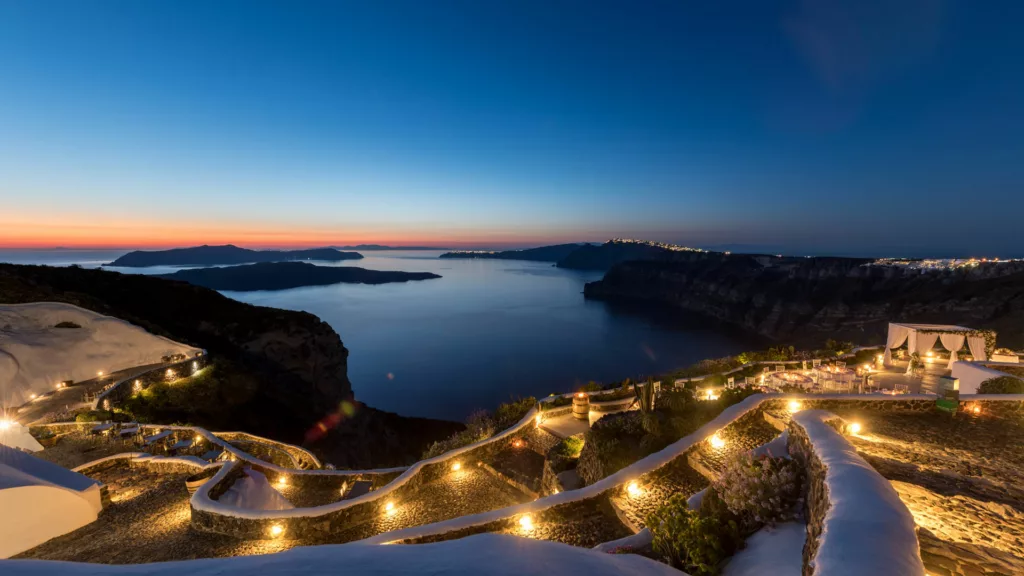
left=1, top=250, right=761, bottom=421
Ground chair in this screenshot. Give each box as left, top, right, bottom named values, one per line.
left=744, top=376, right=754, bottom=386
left=812, top=359, right=821, bottom=368
left=894, top=383, right=910, bottom=394
left=775, top=364, right=785, bottom=373
left=802, top=360, right=807, bottom=370
left=836, top=361, right=846, bottom=370
left=726, top=377, right=735, bottom=388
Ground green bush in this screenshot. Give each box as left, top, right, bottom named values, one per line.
left=716, top=453, right=804, bottom=530
left=978, top=376, right=1024, bottom=394
left=554, top=435, right=584, bottom=459
left=718, top=385, right=761, bottom=409
left=648, top=489, right=742, bottom=575
left=75, top=410, right=113, bottom=422
left=493, top=397, right=537, bottom=431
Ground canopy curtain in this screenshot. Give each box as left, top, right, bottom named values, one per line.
left=884, top=323, right=911, bottom=366
left=939, top=333, right=966, bottom=369
left=967, top=336, right=988, bottom=362
left=913, top=332, right=940, bottom=355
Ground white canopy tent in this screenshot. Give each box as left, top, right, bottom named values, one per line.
left=883, top=323, right=993, bottom=369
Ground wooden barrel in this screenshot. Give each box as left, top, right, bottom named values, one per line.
left=572, top=393, right=590, bottom=420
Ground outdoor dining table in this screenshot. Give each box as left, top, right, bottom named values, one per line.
left=169, top=438, right=194, bottom=451
left=771, top=371, right=814, bottom=389
left=142, top=430, right=172, bottom=446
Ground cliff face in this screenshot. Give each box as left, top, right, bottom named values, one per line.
left=0, top=264, right=460, bottom=467
left=584, top=254, right=1024, bottom=347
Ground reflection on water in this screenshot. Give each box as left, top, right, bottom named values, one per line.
left=1, top=249, right=762, bottom=421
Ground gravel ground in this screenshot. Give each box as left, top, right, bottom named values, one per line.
left=487, top=446, right=545, bottom=493
left=33, top=433, right=143, bottom=469
left=15, top=462, right=294, bottom=563
left=498, top=497, right=633, bottom=548
left=687, top=412, right=782, bottom=480
left=324, top=463, right=534, bottom=544
left=614, top=458, right=709, bottom=531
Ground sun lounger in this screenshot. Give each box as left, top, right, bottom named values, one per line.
left=90, top=422, right=114, bottom=434
left=201, top=449, right=223, bottom=461
left=142, top=430, right=173, bottom=446
left=170, top=438, right=194, bottom=451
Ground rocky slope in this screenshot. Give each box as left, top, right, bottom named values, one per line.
left=0, top=264, right=461, bottom=468
left=556, top=240, right=701, bottom=271
left=440, top=243, right=587, bottom=262
left=584, top=253, right=1024, bottom=347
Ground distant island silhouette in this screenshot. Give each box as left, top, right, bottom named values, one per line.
left=439, top=243, right=588, bottom=263
left=157, top=261, right=441, bottom=291
left=106, top=244, right=363, bottom=267
left=331, top=244, right=445, bottom=251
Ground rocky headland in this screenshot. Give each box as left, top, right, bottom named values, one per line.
left=0, top=263, right=461, bottom=468
left=107, top=244, right=363, bottom=267
left=584, top=252, right=1024, bottom=347
left=440, top=243, right=587, bottom=262
left=158, top=261, right=440, bottom=291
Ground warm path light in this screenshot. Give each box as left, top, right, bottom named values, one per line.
left=626, top=481, right=641, bottom=497
left=972, top=405, right=981, bottom=415
left=849, top=422, right=862, bottom=435
left=0, top=419, right=11, bottom=430
left=452, top=462, right=461, bottom=471
left=519, top=515, right=533, bottom=530
left=277, top=476, right=288, bottom=488
left=788, top=400, right=802, bottom=413
left=710, top=433, right=725, bottom=449
left=97, top=371, right=104, bottom=377
left=269, top=524, right=283, bottom=538
left=385, top=501, right=395, bottom=513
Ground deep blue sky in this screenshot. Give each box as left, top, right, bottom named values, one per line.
left=0, top=1, right=1021, bottom=256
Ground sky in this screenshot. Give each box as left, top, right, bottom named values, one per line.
left=0, top=1, right=1022, bottom=257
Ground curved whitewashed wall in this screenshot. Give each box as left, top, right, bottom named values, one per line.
left=789, top=410, right=924, bottom=576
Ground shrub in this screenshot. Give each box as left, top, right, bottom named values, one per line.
left=648, top=490, right=742, bottom=575
left=978, top=376, right=1024, bottom=394
left=554, top=435, right=584, bottom=459
left=716, top=453, right=804, bottom=530
left=493, top=397, right=537, bottom=431
left=75, top=410, right=113, bottom=422
left=635, top=379, right=659, bottom=435
left=578, top=411, right=666, bottom=484
left=718, top=385, right=761, bottom=409
left=580, top=381, right=604, bottom=393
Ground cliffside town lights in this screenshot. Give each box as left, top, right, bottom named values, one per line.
left=518, top=515, right=533, bottom=530
left=710, top=433, right=726, bottom=449
left=269, top=524, right=284, bottom=538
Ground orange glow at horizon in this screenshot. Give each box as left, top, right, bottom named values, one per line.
left=0, top=215, right=592, bottom=250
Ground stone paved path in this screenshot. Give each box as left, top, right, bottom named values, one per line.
left=839, top=410, right=1024, bottom=576
left=15, top=462, right=294, bottom=563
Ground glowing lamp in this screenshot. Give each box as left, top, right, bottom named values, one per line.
left=451, top=462, right=461, bottom=471
left=787, top=400, right=801, bottom=413
left=98, top=371, right=104, bottom=377
left=194, top=434, right=202, bottom=443
left=535, top=414, right=542, bottom=427
left=576, top=392, right=585, bottom=398
left=519, top=515, right=533, bottom=530
left=29, top=393, right=37, bottom=400
left=0, top=419, right=11, bottom=431
left=269, top=524, right=284, bottom=538
left=972, top=405, right=981, bottom=415
left=710, top=433, right=725, bottom=449
left=385, top=501, right=395, bottom=513
left=277, top=476, right=288, bottom=488
left=626, top=481, right=641, bottom=497
left=849, top=422, right=862, bottom=435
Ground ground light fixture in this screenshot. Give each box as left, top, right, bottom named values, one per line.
left=385, top=501, right=395, bottom=515
left=277, top=475, right=288, bottom=488
left=452, top=461, right=461, bottom=471
left=0, top=419, right=11, bottom=430
left=788, top=400, right=802, bottom=413
left=849, top=422, right=862, bottom=435
left=519, top=515, right=533, bottom=530
left=626, top=481, right=641, bottom=497
left=269, top=524, right=284, bottom=538
left=972, top=405, right=981, bottom=414
left=710, top=433, right=726, bottom=449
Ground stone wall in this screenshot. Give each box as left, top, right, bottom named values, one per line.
left=214, top=431, right=321, bottom=469
left=96, top=354, right=210, bottom=409
left=788, top=410, right=924, bottom=576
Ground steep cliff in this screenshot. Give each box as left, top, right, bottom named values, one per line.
left=556, top=240, right=699, bottom=271
left=0, top=264, right=461, bottom=468
left=584, top=254, right=1024, bottom=347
